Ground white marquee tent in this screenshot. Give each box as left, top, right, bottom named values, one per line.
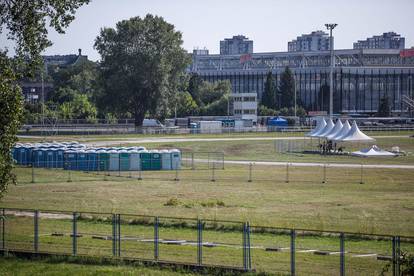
left=306, top=118, right=326, bottom=137
left=336, top=121, right=375, bottom=142
left=315, top=118, right=334, bottom=138
left=331, top=120, right=351, bottom=141
left=325, top=120, right=343, bottom=140
left=352, top=145, right=396, bottom=157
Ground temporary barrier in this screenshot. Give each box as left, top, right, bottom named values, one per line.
left=171, top=149, right=181, bottom=170
left=64, top=150, right=77, bottom=170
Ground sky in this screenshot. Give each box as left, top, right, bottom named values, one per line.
left=1, top=0, right=413, bottom=61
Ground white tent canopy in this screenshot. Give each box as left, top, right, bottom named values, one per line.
left=325, top=120, right=343, bottom=139
left=314, top=118, right=334, bottom=138
left=337, top=121, right=375, bottom=142
left=306, top=117, right=326, bottom=137
left=331, top=120, right=351, bottom=141
left=352, top=145, right=396, bottom=157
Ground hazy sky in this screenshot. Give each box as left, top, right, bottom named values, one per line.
left=1, top=0, right=413, bottom=61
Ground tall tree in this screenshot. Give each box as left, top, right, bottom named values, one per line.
left=0, top=0, right=89, bottom=197
left=261, top=71, right=277, bottom=109
left=188, top=73, right=204, bottom=106
left=279, top=66, right=295, bottom=109
left=94, top=14, right=190, bottom=127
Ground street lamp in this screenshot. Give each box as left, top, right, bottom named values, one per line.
left=325, top=23, right=338, bottom=118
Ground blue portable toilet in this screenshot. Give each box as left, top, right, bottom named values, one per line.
left=86, top=149, right=98, bottom=171
left=171, top=149, right=181, bottom=170
left=45, top=148, right=55, bottom=168
left=64, top=150, right=77, bottom=170
left=18, top=145, right=29, bottom=166
left=12, top=145, right=20, bottom=164
left=119, top=150, right=130, bottom=171
left=77, top=150, right=88, bottom=171
left=33, top=148, right=47, bottom=168
left=56, top=148, right=65, bottom=168
left=108, top=150, right=120, bottom=171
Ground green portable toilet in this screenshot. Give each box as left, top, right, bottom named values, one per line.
left=98, top=149, right=109, bottom=171
left=140, top=150, right=151, bottom=171
left=129, top=149, right=140, bottom=171
left=150, top=150, right=161, bottom=171
left=171, top=149, right=181, bottom=170
left=119, top=150, right=130, bottom=171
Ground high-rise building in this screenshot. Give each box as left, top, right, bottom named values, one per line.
left=220, top=35, right=253, bottom=55
left=353, top=32, right=405, bottom=50
left=288, top=31, right=331, bottom=52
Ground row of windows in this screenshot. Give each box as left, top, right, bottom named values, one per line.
left=233, top=96, right=256, bottom=102
left=234, top=109, right=257, bottom=115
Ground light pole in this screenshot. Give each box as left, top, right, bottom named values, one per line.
left=293, top=72, right=297, bottom=118
left=325, top=23, right=337, bottom=118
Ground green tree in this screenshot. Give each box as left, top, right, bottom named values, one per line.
left=0, top=0, right=89, bottom=197
left=279, top=66, right=295, bottom=109
left=262, top=71, right=277, bottom=109
left=188, top=73, right=203, bottom=106
left=70, top=94, right=97, bottom=120
left=258, top=105, right=278, bottom=116
left=176, top=91, right=198, bottom=117
left=377, top=96, right=391, bottom=117
left=94, top=14, right=190, bottom=127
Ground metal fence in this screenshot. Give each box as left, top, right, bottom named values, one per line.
left=16, top=158, right=397, bottom=186
left=0, top=207, right=412, bottom=275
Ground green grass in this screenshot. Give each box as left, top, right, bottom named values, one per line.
left=0, top=256, right=196, bottom=276
left=3, top=165, right=414, bottom=236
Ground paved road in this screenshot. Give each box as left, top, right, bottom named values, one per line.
left=191, top=159, right=414, bottom=170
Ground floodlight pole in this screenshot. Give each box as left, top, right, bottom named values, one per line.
left=325, top=23, right=337, bottom=118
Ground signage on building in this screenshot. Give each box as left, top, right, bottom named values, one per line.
left=240, top=54, right=252, bottom=63
left=400, top=49, right=414, bottom=58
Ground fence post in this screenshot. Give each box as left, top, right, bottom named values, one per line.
left=243, top=222, right=247, bottom=271
left=31, top=164, right=35, bottom=183
left=154, top=216, right=159, bottom=261
left=290, top=229, right=296, bottom=276
left=285, top=163, right=290, bottom=183
left=72, top=212, right=77, bottom=256
left=248, top=163, right=252, bottom=183
left=340, top=232, right=345, bottom=276
left=1, top=208, right=5, bottom=250
left=112, top=214, right=117, bottom=256
left=211, top=162, right=216, bottom=182
left=138, top=164, right=142, bottom=180
left=67, top=169, right=72, bottom=182
left=191, top=152, right=195, bottom=170
left=34, top=210, right=39, bottom=253
left=118, top=214, right=121, bottom=257
left=359, top=163, right=364, bottom=184
left=174, top=160, right=179, bottom=181
left=322, top=163, right=327, bottom=184
left=396, top=236, right=400, bottom=276
left=197, top=219, right=202, bottom=265
left=247, top=222, right=251, bottom=271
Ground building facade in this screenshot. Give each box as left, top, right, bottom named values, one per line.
left=353, top=32, right=405, bottom=50
left=220, top=35, right=253, bottom=55
left=190, top=47, right=414, bottom=117
left=20, top=49, right=88, bottom=103
left=288, top=31, right=331, bottom=52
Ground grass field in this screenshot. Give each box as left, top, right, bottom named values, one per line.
left=0, top=256, right=196, bottom=276
left=3, top=131, right=414, bottom=274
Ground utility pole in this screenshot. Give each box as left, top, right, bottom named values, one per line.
left=325, top=23, right=337, bottom=118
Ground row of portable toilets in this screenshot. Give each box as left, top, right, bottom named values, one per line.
left=12, top=142, right=181, bottom=171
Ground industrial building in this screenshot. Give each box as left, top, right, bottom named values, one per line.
left=190, top=33, right=414, bottom=121
left=353, top=32, right=405, bottom=50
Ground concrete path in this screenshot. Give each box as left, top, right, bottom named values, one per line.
left=191, top=158, right=414, bottom=170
